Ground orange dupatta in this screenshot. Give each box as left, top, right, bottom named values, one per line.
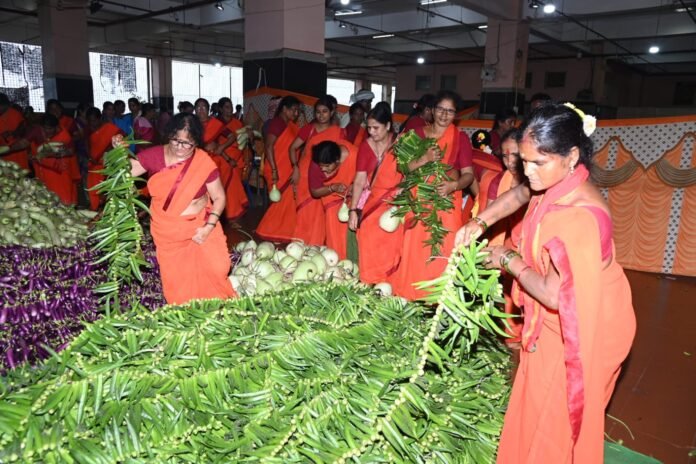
left=32, top=129, right=80, bottom=205
left=320, top=140, right=358, bottom=259
left=293, top=125, right=344, bottom=246
left=148, top=148, right=235, bottom=304
left=256, top=121, right=299, bottom=242
left=391, top=124, right=464, bottom=300
left=356, top=144, right=404, bottom=284
left=86, top=122, right=122, bottom=210
left=214, top=117, right=248, bottom=220
left=0, top=107, right=29, bottom=170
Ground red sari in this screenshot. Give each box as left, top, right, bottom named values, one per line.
left=87, top=122, right=123, bottom=210
left=355, top=142, right=404, bottom=284
left=256, top=121, right=299, bottom=242
left=391, top=124, right=465, bottom=300
left=31, top=128, right=80, bottom=205
left=215, top=117, right=248, bottom=220
left=148, top=148, right=236, bottom=304
left=293, top=125, right=344, bottom=246
left=318, top=140, right=358, bottom=259
left=0, top=107, right=28, bottom=170
left=497, top=165, right=635, bottom=463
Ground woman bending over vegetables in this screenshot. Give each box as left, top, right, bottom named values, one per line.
left=113, top=113, right=236, bottom=304
left=456, top=102, right=635, bottom=463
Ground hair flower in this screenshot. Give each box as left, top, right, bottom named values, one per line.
left=564, top=102, right=596, bottom=137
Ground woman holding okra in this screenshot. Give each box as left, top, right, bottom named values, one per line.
left=456, top=102, right=635, bottom=463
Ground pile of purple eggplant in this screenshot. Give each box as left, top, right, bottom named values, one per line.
left=0, top=238, right=164, bottom=370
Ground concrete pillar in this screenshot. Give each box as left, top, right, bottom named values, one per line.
left=38, top=0, right=93, bottom=109
left=479, top=19, right=529, bottom=117
left=243, top=0, right=326, bottom=97
left=151, top=54, right=174, bottom=112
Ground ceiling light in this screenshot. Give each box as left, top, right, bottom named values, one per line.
left=529, top=0, right=539, bottom=8
left=648, top=45, right=660, bottom=54
left=340, top=0, right=350, bottom=5
left=339, top=22, right=347, bottom=28
left=335, top=9, right=362, bottom=16
left=420, top=0, right=447, bottom=4
left=215, top=2, right=223, bottom=11
left=542, top=3, right=556, bottom=13
left=373, top=34, right=395, bottom=39
left=417, top=57, right=425, bottom=64
left=214, top=62, right=221, bottom=68
left=478, top=25, right=488, bottom=29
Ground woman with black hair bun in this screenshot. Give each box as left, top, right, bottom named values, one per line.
left=290, top=95, right=346, bottom=245
left=456, top=102, right=635, bottom=463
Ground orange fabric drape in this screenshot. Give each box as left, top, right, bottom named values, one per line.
left=256, top=122, right=300, bottom=242
left=86, top=122, right=122, bottom=210
left=500, top=199, right=635, bottom=463
left=293, top=125, right=344, bottom=246
left=391, top=124, right=464, bottom=300
left=356, top=146, right=404, bottom=284
left=214, top=117, right=249, bottom=220
left=320, top=140, right=358, bottom=259
left=0, top=107, right=29, bottom=170
left=353, top=126, right=367, bottom=148
left=148, top=148, right=236, bottom=304
left=31, top=129, right=80, bottom=205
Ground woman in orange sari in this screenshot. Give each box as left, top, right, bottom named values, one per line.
left=391, top=91, right=475, bottom=300
left=344, top=103, right=366, bottom=146
left=348, top=102, right=403, bottom=284
left=308, top=140, right=357, bottom=259
left=256, top=96, right=301, bottom=242
left=291, top=96, right=345, bottom=245
left=46, top=99, right=76, bottom=134
left=0, top=93, right=28, bottom=170
left=86, top=107, right=123, bottom=210
left=213, top=97, right=249, bottom=221
left=456, top=103, right=635, bottom=463
left=26, top=114, right=80, bottom=205
left=114, top=113, right=235, bottom=304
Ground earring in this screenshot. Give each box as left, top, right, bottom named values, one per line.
left=570, top=164, right=575, bottom=175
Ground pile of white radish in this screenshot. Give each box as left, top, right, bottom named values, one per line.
left=229, top=240, right=361, bottom=296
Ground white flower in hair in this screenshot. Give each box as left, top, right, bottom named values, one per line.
left=563, top=102, right=596, bottom=137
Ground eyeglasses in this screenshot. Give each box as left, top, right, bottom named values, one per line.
left=170, top=138, right=195, bottom=149
left=434, top=106, right=457, bottom=116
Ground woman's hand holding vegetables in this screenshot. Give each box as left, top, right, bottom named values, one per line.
left=331, top=183, right=347, bottom=194
left=348, top=211, right=359, bottom=231
left=111, top=134, right=128, bottom=149
left=454, top=220, right=485, bottom=247
left=436, top=180, right=458, bottom=197
left=481, top=246, right=509, bottom=270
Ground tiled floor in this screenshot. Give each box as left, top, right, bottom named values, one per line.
left=225, top=201, right=696, bottom=464
left=606, top=271, right=696, bottom=464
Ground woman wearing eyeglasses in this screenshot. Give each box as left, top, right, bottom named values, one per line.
left=391, top=90, right=475, bottom=300
left=112, top=113, right=236, bottom=304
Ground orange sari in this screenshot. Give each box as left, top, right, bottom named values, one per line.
left=391, top=124, right=464, bottom=300
left=214, top=117, right=248, bottom=220
left=356, top=144, right=404, bottom=284
left=31, top=128, right=80, bottom=205
left=320, top=140, right=358, bottom=259
left=256, top=121, right=299, bottom=242
left=0, top=107, right=28, bottom=170
left=87, top=122, right=122, bottom=210
left=59, top=115, right=74, bottom=133
left=498, top=165, right=635, bottom=463
left=353, top=126, right=367, bottom=147
left=294, top=125, right=344, bottom=246
left=149, top=148, right=236, bottom=304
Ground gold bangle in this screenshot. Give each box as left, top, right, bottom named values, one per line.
left=471, top=216, right=488, bottom=232
left=500, top=249, right=521, bottom=274
left=205, top=222, right=216, bottom=227
left=209, top=212, right=220, bottom=218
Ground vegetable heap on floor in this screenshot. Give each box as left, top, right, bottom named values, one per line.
left=0, top=160, right=92, bottom=247
left=390, top=130, right=455, bottom=257
left=0, top=239, right=510, bottom=463
left=230, top=240, right=359, bottom=295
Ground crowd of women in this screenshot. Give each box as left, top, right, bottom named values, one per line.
left=2, top=87, right=636, bottom=463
